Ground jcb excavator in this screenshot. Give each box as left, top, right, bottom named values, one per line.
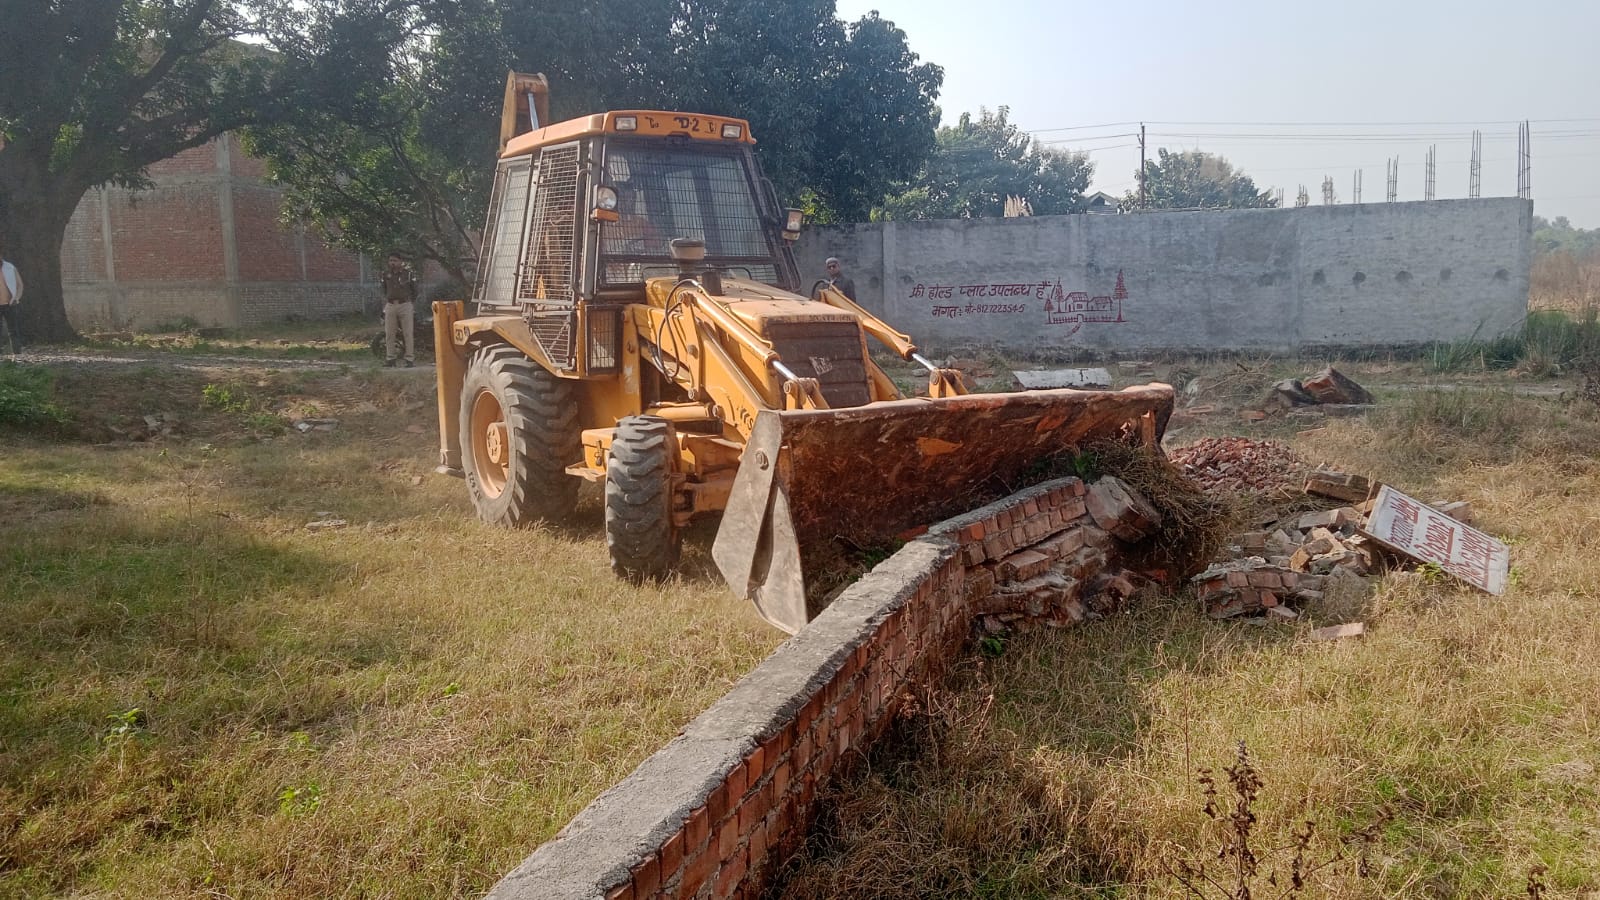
left=432, top=73, right=1174, bottom=633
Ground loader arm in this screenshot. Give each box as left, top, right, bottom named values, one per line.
left=815, top=284, right=968, bottom=397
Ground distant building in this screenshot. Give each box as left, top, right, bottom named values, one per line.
left=60, top=134, right=374, bottom=331
left=1083, top=191, right=1122, bottom=215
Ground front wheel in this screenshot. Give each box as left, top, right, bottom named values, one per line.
left=605, top=416, right=681, bottom=580
left=459, top=345, right=580, bottom=527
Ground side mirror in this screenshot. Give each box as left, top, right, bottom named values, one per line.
left=782, top=208, right=804, bottom=242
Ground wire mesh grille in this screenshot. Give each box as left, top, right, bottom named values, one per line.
left=586, top=306, right=622, bottom=375
left=599, top=145, right=777, bottom=286
left=477, top=160, right=531, bottom=305
left=528, top=311, right=574, bottom=368
left=519, top=144, right=580, bottom=306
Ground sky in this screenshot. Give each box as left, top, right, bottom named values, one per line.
left=835, top=0, right=1600, bottom=226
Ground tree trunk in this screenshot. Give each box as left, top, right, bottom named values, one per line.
left=0, top=158, right=89, bottom=344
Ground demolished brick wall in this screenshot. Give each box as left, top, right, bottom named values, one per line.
left=487, top=475, right=1166, bottom=900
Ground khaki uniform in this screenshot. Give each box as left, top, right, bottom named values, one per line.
left=380, top=265, right=418, bottom=364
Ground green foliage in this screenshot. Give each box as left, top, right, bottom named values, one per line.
left=201, top=384, right=251, bottom=415
left=278, top=783, right=323, bottom=817
left=1425, top=308, right=1600, bottom=375
left=1128, top=149, right=1278, bottom=210
left=877, top=107, right=1093, bottom=220
left=1, top=0, right=421, bottom=341
left=1532, top=216, right=1600, bottom=258
left=249, top=0, right=943, bottom=267
left=104, top=708, right=148, bottom=743
left=0, top=363, right=67, bottom=428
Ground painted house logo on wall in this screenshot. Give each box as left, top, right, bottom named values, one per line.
left=1044, top=270, right=1129, bottom=335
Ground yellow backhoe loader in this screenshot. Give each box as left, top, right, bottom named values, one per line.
left=433, top=72, right=1175, bottom=633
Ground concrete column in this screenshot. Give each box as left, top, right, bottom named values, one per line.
left=215, top=134, right=244, bottom=327
left=96, top=187, right=124, bottom=325
left=881, top=221, right=897, bottom=323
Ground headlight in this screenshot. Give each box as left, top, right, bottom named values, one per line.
left=784, top=209, right=804, bottom=233
left=615, top=115, right=638, bottom=132
left=595, top=186, right=619, bottom=211
left=721, top=123, right=743, bottom=140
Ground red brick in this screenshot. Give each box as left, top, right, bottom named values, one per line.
left=714, top=847, right=749, bottom=897
left=749, top=818, right=769, bottom=862
left=960, top=522, right=983, bottom=543
left=1225, top=571, right=1249, bottom=587
left=632, top=853, right=662, bottom=897
left=716, top=819, right=739, bottom=858
left=661, top=828, right=686, bottom=877
left=1060, top=497, right=1087, bottom=519
left=725, top=762, right=748, bottom=804
left=744, top=747, right=765, bottom=782
left=707, top=782, right=730, bottom=822
left=1023, top=499, right=1039, bottom=517
left=772, top=760, right=792, bottom=798
left=687, top=805, right=710, bottom=850
left=681, top=845, right=717, bottom=897
left=1247, top=570, right=1281, bottom=588
left=606, top=882, right=635, bottom=900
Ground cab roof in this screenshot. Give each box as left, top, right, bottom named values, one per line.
left=501, top=110, right=757, bottom=159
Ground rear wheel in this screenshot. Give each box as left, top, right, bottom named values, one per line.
left=459, top=345, right=579, bottom=526
left=605, top=416, right=681, bottom=580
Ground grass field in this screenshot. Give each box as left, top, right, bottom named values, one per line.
left=4, top=333, right=1598, bottom=898
left=0, top=358, right=782, bottom=898
left=775, top=371, right=1600, bottom=899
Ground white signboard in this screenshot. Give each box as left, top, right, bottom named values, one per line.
left=1363, top=485, right=1510, bottom=594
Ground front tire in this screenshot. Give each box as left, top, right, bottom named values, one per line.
left=459, top=345, right=579, bottom=526
left=605, top=416, right=681, bottom=580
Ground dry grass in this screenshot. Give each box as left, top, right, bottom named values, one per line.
left=0, top=361, right=782, bottom=898
left=775, top=385, right=1600, bottom=898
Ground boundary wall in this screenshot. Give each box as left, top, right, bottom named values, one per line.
left=60, top=134, right=373, bottom=331
left=792, top=198, right=1532, bottom=356
left=489, top=474, right=1153, bottom=899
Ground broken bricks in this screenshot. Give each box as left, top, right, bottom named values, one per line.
left=1084, top=476, right=1163, bottom=543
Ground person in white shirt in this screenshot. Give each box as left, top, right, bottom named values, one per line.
left=0, top=241, right=23, bottom=355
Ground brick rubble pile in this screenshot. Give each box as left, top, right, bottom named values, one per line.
left=1167, top=437, right=1310, bottom=497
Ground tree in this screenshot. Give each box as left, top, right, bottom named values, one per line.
left=250, top=0, right=943, bottom=271
left=877, top=107, right=1093, bottom=220
left=0, top=0, right=434, bottom=341
left=1127, top=149, right=1277, bottom=211
left=245, top=0, right=507, bottom=282
left=506, top=1, right=942, bottom=220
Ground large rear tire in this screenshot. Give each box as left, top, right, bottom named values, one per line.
left=605, top=416, right=681, bottom=580
left=459, top=345, right=580, bottom=526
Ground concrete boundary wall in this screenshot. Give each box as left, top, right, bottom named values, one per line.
left=792, top=199, right=1532, bottom=356
left=488, top=476, right=1148, bottom=899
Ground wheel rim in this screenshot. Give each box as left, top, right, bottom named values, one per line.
left=469, top=389, right=509, bottom=498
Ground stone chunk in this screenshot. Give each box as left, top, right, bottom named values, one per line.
left=1084, top=476, right=1163, bottom=543
left=1310, top=622, right=1365, bottom=641
left=1301, top=367, right=1374, bottom=405
left=1304, top=468, right=1373, bottom=503
left=996, top=549, right=1051, bottom=583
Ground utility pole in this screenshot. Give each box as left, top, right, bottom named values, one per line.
left=1138, top=123, right=1147, bottom=209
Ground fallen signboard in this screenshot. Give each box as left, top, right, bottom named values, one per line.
left=1361, top=485, right=1510, bottom=594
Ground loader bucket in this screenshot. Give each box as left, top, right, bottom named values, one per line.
left=713, top=383, right=1176, bottom=633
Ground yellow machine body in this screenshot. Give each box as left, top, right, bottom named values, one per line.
left=434, top=73, right=1174, bottom=633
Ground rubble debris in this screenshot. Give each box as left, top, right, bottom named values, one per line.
left=1192, top=557, right=1326, bottom=619
left=1311, top=622, right=1365, bottom=641
left=1302, top=367, right=1375, bottom=405
left=1270, top=379, right=1319, bottom=408
left=1304, top=469, right=1374, bottom=503
left=1168, top=438, right=1310, bottom=498
left=293, top=418, right=340, bottom=433
left=1431, top=500, right=1473, bottom=524
left=1013, top=368, right=1112, bottom=390
left=1084, top=476, right=1163, bottom=542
